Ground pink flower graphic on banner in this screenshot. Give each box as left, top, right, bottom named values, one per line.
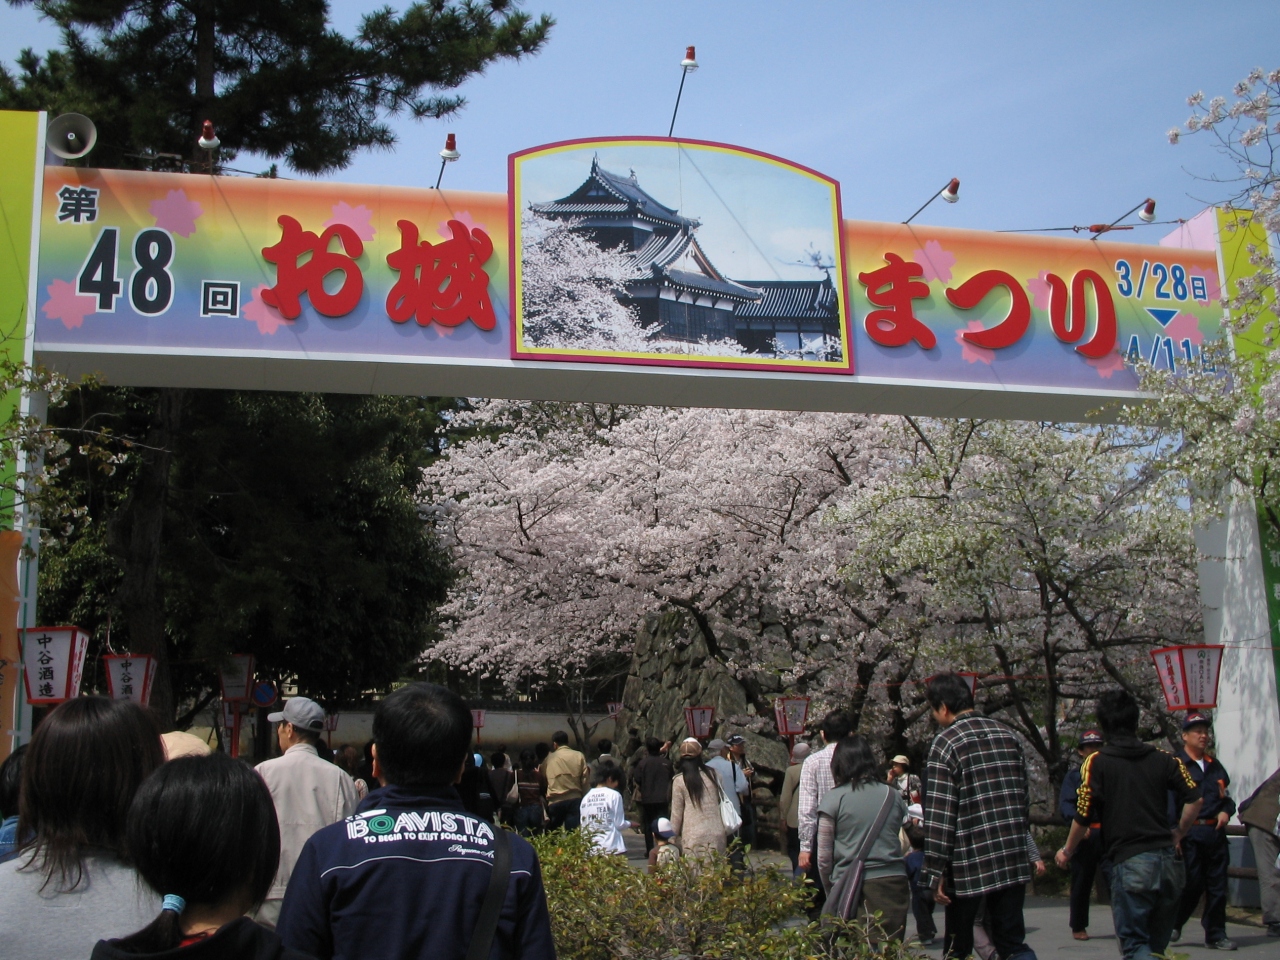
left=1087, top=350, right=1126, bottom=379
left=324, top=202, right=376, bottom=241
left=956, top=321, right=995, bottom=364
left=148, top=189, right=203, bottom=237
left=42, top=279, right=97, bottom=329
left=911, top=239, right=956, bottom=284
left=1190, top=266, right=1221, bottom=304
left=438, top=210, right=485, bottom=240
left=1164, top=312, right=1204, bottom=346
left=243, top=284, right=292, bottom=335
left=1027, top=270, right=1052, bottom=311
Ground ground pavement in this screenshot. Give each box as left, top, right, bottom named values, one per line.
left=618, top=829, right=1276, bottom=957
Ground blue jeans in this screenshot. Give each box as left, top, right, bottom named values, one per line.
left=1110, top=848, right=1185, bottom=960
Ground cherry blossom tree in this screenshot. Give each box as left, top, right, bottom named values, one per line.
left=423, top=404, right=1198, bottom=801
left=1131, top=68, right=1280, bottom=536
left=520, top=212, right=748, bottom=357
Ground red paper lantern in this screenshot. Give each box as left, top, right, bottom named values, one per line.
left=607, top=701, right=622, bottom=719
left=1150, top=645, right=1224, bottom=710
left=774, top=696, right=810, bottom=741
left=218, top=655, right=255, bottom=702
left=23, top=626, right=89, bottom=705
left=471, top=708, right=485, bottom=743
left=103, top=654, right=157, bottom=706
left=683, top=705, right=714, bottom=740
left=220, top=700, right=244, bottom=758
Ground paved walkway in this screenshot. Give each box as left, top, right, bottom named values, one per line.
left=619, top=831, right=1276, bottom=956
left=916, top=895, right=1275, bottom=959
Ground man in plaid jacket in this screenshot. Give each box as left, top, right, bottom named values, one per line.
left=920, top=673, right=1037, bottom=960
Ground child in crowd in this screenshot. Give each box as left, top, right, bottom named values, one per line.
left=92, top=752, right=308, bottom=959
left=647, top=818, right=681, bottom=873
left=578, top=763, right=631, bottom=856
left=904, top=819, right=936, bottom=945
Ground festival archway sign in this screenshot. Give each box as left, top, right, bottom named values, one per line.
left=0, top=110, right=1250, bottom=759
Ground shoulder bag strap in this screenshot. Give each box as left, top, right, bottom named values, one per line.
left=831, top=784, right=897, bottom=873
left=466, top=826, right=513, bottom=960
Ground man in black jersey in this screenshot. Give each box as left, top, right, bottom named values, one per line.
left=1055, top=691, right=1201, bottom=960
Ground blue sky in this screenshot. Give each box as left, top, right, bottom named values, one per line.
left=2, top=1, right=1274, bottom=235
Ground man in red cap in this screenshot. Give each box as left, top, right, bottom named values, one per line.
left=1058, top=730, right=1106, bottom=940
left=1171, top=713, right=1237, bottom=951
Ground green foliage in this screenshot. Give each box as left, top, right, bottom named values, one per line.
left=38, top=390, right=464, bottom=711
left=530, top=829, right=929, bottom=960
left=2, top=0, right=553, bottom=173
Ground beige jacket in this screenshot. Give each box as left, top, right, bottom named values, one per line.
left=779, top=761, right=803, bottom=829
left=257, top=742, right=360, bottom=900
left=543, top=745, right=588, bottom=802
left=670, top=769, right=727, bottom=858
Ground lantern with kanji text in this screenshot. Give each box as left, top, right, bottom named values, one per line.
left=324, top=711, right=340, bottom=747
left=774, top=696, right=810, bottom=750
left=103, top=654, right=157, bottom=706
left=471, top=708, right=485, bottom=743
left=23, top=627, right=89, bottom=705
left=683, top=705, right=714, bottom=741
left=607, top=701, right=622, bottom=719
left=220, top=700, right=244, bottom=758
left=218, top=655, right=255, bottom=702
left=1150, top=645, right=1223, bottom=711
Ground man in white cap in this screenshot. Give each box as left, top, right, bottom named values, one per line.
left=255, top=696, right=359, bottom=928
left=887, top=754, right=921, bottom=804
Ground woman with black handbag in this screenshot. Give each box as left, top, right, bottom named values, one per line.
left=816, top=736, right=910, bottom=943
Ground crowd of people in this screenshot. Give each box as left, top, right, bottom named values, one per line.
left=0, top=672, right=1275, bottom=960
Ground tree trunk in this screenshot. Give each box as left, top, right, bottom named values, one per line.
left=110, top=388, right=184, bottom=729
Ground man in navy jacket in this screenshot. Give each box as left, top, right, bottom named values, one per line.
left=1171, top=712, right=1237, bottom=951
left=277, top=683, right=556, bottom=960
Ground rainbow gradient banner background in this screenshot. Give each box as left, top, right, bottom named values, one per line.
left=35, top=168, right=510, bottom=362
left=844, top=220, right=1223, bottom=391
left=33, top=158, right=1223, bottom=393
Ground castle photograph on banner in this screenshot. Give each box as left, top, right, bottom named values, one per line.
left=509, top=137, right=853, bottom=372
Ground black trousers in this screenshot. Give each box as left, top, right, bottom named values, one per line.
left=1069, top=830, right=1108, bottom=932
left=640, top=801, right=668, bottom=853
left=1175, top=828, right=1229, bottom=942
left=912, top=885, right=937, bottom=941
left=786, top=826, right=801, bottom=875
left=944, top=883, right=1029, bottom=960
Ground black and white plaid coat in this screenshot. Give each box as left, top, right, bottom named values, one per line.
left=920, top=712, right=1034, bottom=897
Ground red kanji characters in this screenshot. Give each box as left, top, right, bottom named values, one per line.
left=1047, top=269, right=1116, bottom=358
left=946, top=269, right=1031, bottom=349
left=858, top=253, right=935, bottom=349
left=386, top=219, right=496, bottom=330
left=261, top=215, right=364, bottom=319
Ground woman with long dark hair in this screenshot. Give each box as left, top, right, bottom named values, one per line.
left=816, top=735, right=909, bottom=942
left=668, top=738, right=726, bottom=859
left=514, top=748, right=548, bottom=836
left=0, top=697, right=164, bottom=958
left=92, top=753, right=312, bottom=959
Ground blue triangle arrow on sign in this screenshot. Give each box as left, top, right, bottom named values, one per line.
left=1147, top=307, right=1179, bottom=327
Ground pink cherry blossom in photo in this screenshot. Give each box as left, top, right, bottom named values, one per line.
left=324, top=202, right=376, bottom=241
left=148, top=189, right=203, bottom=237
left=1026, top=270, right=1052, bottom=311
left=956, top=321, right=995, bottom=365
left=438, top=210, right=486, bottom=239
left=42, top=279, right=98, bottom=329
left=1189, top=266, right=1221, bottom=304
left=911, top=239, right=956, bottom=284
left=1086, top=350, right=1126, bottom=379
left=1164, top=312, right=1204, bottom=346
left=242, top=284, right=292, bottom=335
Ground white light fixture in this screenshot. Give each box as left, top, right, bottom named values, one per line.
left=904, top=177, right=961, bottom=224
left=435, top=133, right=460, bottom=189
left=197, top=120, right=220, bottom=151
left=668, top=45, right=699, bottom=138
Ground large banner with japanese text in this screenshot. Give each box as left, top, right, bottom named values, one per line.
left=33, top=144, right=1224, bottom=403
left=36, top=167, right=509, bottom=363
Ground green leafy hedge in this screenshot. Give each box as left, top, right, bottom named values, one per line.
left=530, top=829, right=930, bottom=960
